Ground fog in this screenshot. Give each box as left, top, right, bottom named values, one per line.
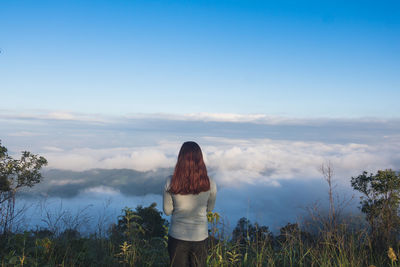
left=17, top=171, right=353, bottom=234
left=2, top=111, right=399, bottom=233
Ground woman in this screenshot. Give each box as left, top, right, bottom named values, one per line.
left=163, top=141, right=217, bottom=267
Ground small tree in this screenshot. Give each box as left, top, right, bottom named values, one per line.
left=0, top=140, right=47, bottom=234
left=111, top=203, right=168, bottom=242
left=351, top=169, right=400, bottom=249
left=321, top=162, right=336, bottom=230
left=232, top=217, right=273, bottom=246
left=110, top=203, right=169, bottom=266
left=277, top=222, right=312, bottom=245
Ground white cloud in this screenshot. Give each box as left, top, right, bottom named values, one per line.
left=49, top=179, right=85, bottom=186
left=8, top=131, right=43, bottom=137
left=4, top=109, right=398, bottom=126
left=203, top=138, right=398, bottom=185
left=44, top=146, right=177, bottom=172
left=0, top=110, right=111, bottom=123
left=83, top=186, right=120, bottom=195
left=47, top=112, right=77, bottom=120
left=43, top=146, right=64, bottom=152
left=124, top=112, right=321, bottom=125
left=101, top=149, right=175, bottom=171
left=41, top=137, right=399, bottom=188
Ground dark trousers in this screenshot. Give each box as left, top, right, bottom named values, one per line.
left=168, top=235, right=208, bottom=267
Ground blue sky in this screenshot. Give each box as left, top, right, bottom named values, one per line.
left=1, top=0, right=399, bottom=117
left=2, top=1, right=400, bottom=231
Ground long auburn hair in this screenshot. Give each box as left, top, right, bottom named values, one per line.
left=168, top=141, right=210, bottom=195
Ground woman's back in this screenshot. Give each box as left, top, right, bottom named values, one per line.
left=163, top=177, right=217, bottom=241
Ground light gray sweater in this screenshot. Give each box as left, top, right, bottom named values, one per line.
left=163, top=177, right=217, bottom=241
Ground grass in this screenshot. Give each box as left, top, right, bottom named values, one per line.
left=0, top=206, right=399, bottom=267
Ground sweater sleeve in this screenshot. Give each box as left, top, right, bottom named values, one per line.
left=163, top=177, right=173, bottom=216
left=207, top=179, right=217, bottom=212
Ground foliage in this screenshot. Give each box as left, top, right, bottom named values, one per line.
left=0, top=208, right=399, bottom=266
left=109, top=203, right=169, bottom=266
left=0, top=141, right=48, bottom=195
left=351, top=169, right=400, bottom=249
left=110, top=203, right=168, bottom=242
left=0, top=140, right=47, bottom=235
left=232, top=217, right=273, bottom=246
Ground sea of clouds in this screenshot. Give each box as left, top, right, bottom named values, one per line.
left=1, top=111, right=399, bottom=233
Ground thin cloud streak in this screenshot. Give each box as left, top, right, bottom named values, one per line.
left=2, top=110, right=400, bottom=126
